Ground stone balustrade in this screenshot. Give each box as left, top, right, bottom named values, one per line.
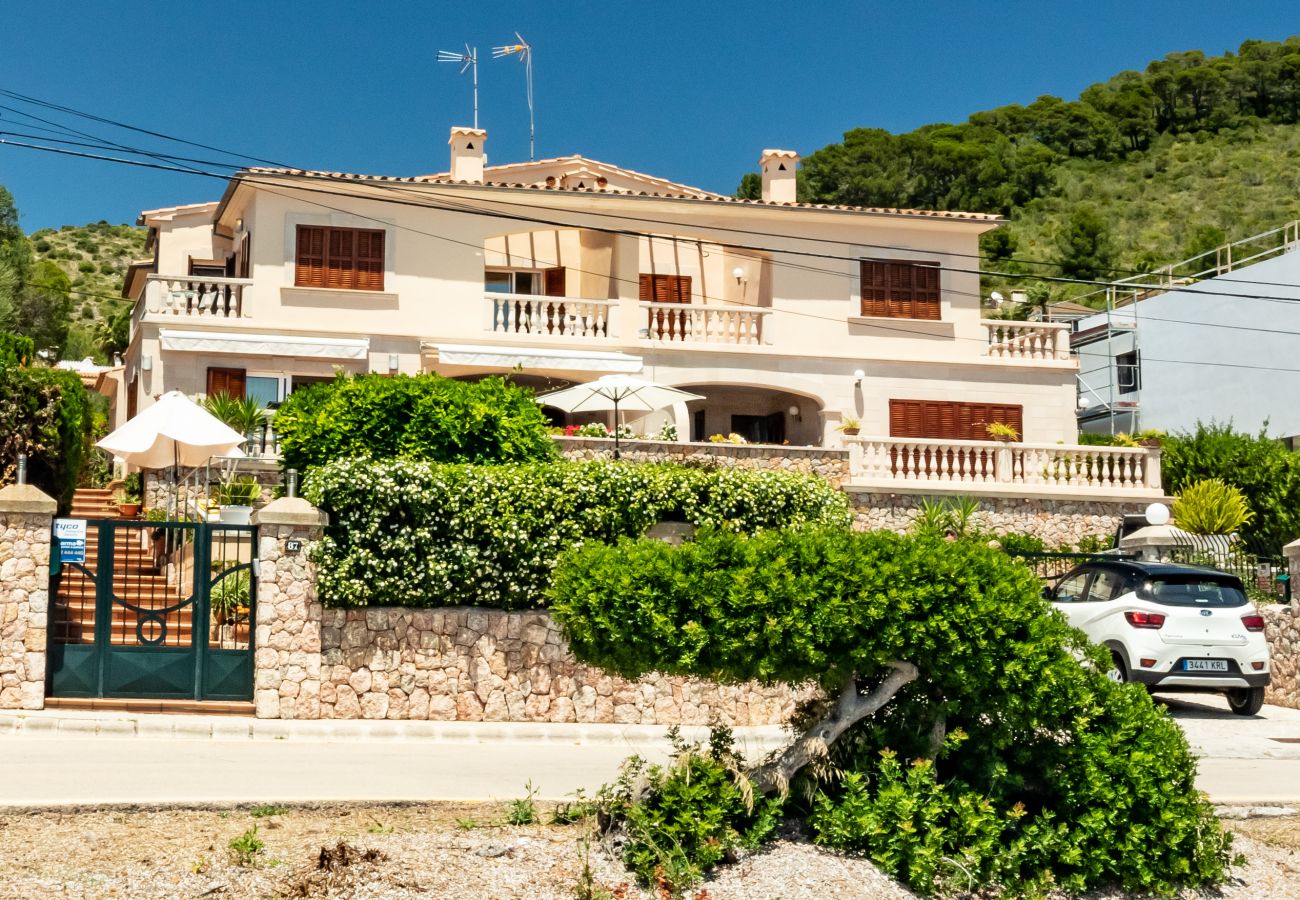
left=982, top=319, right=1073, bottom=360
left=640, top=302, right=770, bottom=345
left=486, top=292, right=616, bottom=339
left=144, top=275, right=251, bottom=318
left=850, top=436, right=1162, bottom=498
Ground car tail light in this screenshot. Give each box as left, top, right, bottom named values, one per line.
left=1241, top=615, right=1265, bottom=632
left=1252, top=661, right=1266, bottom=671
left=1140, top=658, right=1157, bottom=668
left=1125, top=611, right=1166, bottom=629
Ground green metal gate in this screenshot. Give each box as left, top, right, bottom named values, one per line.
left=48, top=520, right=256, bottom=701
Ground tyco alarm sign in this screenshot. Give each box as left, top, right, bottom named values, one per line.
left=53, top=518, right=87, bottom=564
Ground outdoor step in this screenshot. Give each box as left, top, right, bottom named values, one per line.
left=42, top=698, right=255, bottom=716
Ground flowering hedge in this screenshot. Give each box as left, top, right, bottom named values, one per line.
left=303, top=458, right=850, bottom=609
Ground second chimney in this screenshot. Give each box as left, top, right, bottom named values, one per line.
left=449, top=127, right=487, bottom=183
left=759, top=149, right=799, bottom=203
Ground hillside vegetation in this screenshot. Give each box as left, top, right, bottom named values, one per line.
left=740, top=37, right=1300, bottom=306
left=30, top=221, right=145, bottom=362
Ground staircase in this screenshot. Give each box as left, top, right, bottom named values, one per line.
left=55, top=488, right=194, bottom=646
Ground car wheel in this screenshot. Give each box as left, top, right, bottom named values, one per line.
left=1106, top=653, right=1128, bottom=684
left=1227, top=686, right=1265, bottom=716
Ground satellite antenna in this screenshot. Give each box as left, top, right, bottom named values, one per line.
left=437, top=44, right=479, bottom=128
left=492, top=32, right=534, bottom=159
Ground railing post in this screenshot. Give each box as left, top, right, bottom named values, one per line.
left=1144, top=448, right=1163, bottom=492
left=995, top=446, right=1013, bottom=483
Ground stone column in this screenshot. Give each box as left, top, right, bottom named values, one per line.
left=1284, top=538, right=1300, bottom=612
left=251, top=496, right=328, bottom=719
left=0, top=483, right=56, bottom=710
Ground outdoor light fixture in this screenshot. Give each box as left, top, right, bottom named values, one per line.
left=853, top=368, right=865, bottom=386
left=1144, top=502, right=1171, bottom=526
left=388, top=353, right=400, bottom=371
left=140, top=354, right=153, bottom=371
left=787, top=404, right=800, bottom=419
left=235, top=217, right=244, bottom=232
left=732, top=266, right=746, bottom=283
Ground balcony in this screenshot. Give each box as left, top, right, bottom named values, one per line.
left=143, top=275, right=252, bottom=319
left=640, top=302, right=771, bottom=345
left=486, top=293, right=616, bottom=340
left=982, top=320, right=1072, bottom=361
left=848, top=436, right=1162, bottom=498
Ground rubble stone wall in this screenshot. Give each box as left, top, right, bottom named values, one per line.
left=1264, top=605, right=1300, bottom=709
left=555, top=437, right=850, bottom=487
left=0, top=512, right=51, bottom=710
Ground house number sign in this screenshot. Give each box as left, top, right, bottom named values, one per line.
left=286, top=539, right=304, bottom=553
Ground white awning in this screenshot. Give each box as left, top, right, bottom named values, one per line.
left=424, top=342, right=643, bottom=374
left=159, top=329, right=369, bottom=360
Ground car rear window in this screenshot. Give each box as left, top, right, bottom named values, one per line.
left=1141, top=577, right=1247, bottom=608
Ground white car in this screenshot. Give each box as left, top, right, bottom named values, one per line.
left=1048, top=559, right=1271, bottom=715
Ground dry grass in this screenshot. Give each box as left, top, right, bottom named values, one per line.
left=1233, top=816, right=1300, bottom=851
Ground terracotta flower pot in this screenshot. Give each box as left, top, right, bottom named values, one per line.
left=841, top=427, right=860, bottom=436
left=116, top=502, right=141, bottom=518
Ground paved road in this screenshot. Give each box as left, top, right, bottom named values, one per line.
left=0, top=698, right=1296, bottom=807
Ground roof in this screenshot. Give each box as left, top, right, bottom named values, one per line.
left=422, top=154, right=728, bottom=199
left=232, top=165, right=1001, bottom=222
left=136, top=201, right=219, bottom=226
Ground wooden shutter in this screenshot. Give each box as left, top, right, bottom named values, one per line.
left=238, top=233, right=251, bottom=279
left=295, top=226, right=325, bottom=287
left=206, top=367, right=246, bottom=398
left=889, top=399, right=1022, bottom=440
left=325, top=228, right=355, bottom=289
left=544, top=267, right=567, bottom=297
left=638, top=274, right=691, bottom=304
left=355, top=229, right=385, bottom=291
left=860, top=261, right=940, bottom=319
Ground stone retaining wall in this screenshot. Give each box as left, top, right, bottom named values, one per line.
left=846, top=488, right=1133, bottom=548
left=1264, top=604, right=1300, bottom=709
left=556, top=437, right=849, bottom=487
left=314, top=607, right=802, bottom=724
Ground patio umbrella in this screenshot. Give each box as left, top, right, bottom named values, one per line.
left=537, top=375, right=704, bottom=458
left=97, top=390, right=247, bottom=514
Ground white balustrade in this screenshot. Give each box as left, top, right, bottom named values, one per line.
left=145, top=275, right=251, bottom=318
left=982, top=320, right=1072, bottom=360
left=641, top=302, right=770, bottom=345
left=487, top=293, right=615, bottom=339
left=850, top=436, right=1161, bottom=496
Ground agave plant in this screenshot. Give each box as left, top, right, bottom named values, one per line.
left=204, top=392, right=267, bottom=437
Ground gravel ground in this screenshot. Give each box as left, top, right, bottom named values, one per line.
left=0, top=803, right=1295, bottom=899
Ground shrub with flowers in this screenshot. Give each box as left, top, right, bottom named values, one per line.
left=303, top=458, right=850, bottom=609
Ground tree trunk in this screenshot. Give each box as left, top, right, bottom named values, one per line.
left=749, top=662, right=919, bottom=797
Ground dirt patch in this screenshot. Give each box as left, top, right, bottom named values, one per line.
left=1233, top=815, right=1300, bottom=852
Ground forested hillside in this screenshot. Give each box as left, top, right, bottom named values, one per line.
left=741, top=38, right=1300, bottom=305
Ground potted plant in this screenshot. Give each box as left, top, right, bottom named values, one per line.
left=985, top=422, right=1020, bottom=443
left=837, top=417, right=861, bottom=437
left=214, top=476, right=262, bottom=525
left=1134, top=428, right=1165, bottom=448
left=203, top=392, right=268, bottom=444
left=114, top=472, right=143, bottom=518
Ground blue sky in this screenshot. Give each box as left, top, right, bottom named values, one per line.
left=0, top=1, right=1295, bottom=230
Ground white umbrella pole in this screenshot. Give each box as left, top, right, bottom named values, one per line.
left=613, top=397, right=621, bottom=460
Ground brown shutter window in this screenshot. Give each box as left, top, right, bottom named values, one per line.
left=206, top=367, right=246, bottom=399
left=889, top=399, right=1023, bottom=440
left=544, top=267, right=567, bottom=297
left=295, top=225, right=385, bottom=291
left=860, top=260, right=940, bottom=320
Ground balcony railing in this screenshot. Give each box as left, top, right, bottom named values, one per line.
left=982, top=320, right=1072, bottom=361
left=487, top=293, right=616, bottom=339
left=145, top=275, right=252, bottom=318
left=850, top=436, right=1162, bottom=496
left=641, top=302, right=771, bottom=345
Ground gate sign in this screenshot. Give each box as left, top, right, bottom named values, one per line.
left=54, top=518, right=87, bottom=565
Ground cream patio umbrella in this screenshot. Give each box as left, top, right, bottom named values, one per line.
left=537, top=375, right=704, bottom=459
left=97, top=390, right=248, bottom=515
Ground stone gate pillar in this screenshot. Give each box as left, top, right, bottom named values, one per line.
left=0, top=482, right=56, bottom=710
left=252, top=495, right=328, bottom=719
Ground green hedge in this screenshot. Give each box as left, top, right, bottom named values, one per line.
left=272, top=373, right=556, bottom=473
left=303, top=458, right=850, bottom=609
left=0, top=364, right=90, bottom=512
left=0, top=333, right=34, bottom=368
left=549, top=529, right=1234, bottom=895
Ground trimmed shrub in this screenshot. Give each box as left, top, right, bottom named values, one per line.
left=273, top=373, right=556, bottom=472
left=549, top=529, right=1235, bottom=896
left=0, top=364, right=90, bottom=512
left=1172, top=478, right=1254, bottom=535
left=303, top=458, right=850, bottom=609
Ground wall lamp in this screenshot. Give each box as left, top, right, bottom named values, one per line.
left=732, top=266, right=746, bottom=284
left=140, top=354, right=153, bottom=372
left=853, top=368, right=865, bottom=387
left=388, top=353, right=400, bottom=371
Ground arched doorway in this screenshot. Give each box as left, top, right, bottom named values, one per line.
left=677, top=384, right=825, bottom=446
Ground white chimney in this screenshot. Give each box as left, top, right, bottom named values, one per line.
left=449, top=127, right=487, bottom=183
left=759, top=149, right=799, bottom=203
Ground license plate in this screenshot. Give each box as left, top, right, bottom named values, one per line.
left=1184, top=659, right=1229, bottom=672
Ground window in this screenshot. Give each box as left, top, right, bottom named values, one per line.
left=245, top=376, right=281, bottom=408
left=206, top=367, right=246, bottom=398
left=485, top=268, right=566, bottom=296
left=294, top=225, right=385, bottom=291
left=639, top=274, right=691, bottom=304
left=1086, top=568, right=1126, bottom=603
left=1054, top=571, right=1091, bottom=604
left=888, top=400, right=1023, bottom=441
left=1117, top=350, right=1140, bottom=394
left=860, top=260, right=941, bottom=320
left=730, top=413, right=785, bottom=445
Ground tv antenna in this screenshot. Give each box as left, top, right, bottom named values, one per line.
left=492, top=32, right=534, bottom=159
left=437, top=44, right=479, bottom=128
